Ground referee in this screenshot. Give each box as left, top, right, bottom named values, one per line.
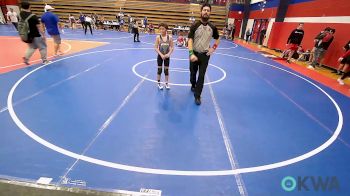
left=188, top=3, right=220, bottom=105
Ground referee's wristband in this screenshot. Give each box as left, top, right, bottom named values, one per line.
left=189, top=50, right=194, bottom=56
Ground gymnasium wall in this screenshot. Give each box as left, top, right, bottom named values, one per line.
left=268, top=0, right=350, bottom=68
left=229, top=0, right=279, bottom=40
left=286, top=0, right=349, bottom=17
left=248, top=0, right=279, bottom=19
left=228, top=0, right=350, bottom=68
left=228, top=4, right=244, bottom=19
left=228, top=0, right=279, bottom=19
left=0, top=0, right=18, bottom=6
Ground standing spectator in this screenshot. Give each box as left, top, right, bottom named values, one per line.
left=143, top=16, right=148, bottom=32
left=222, top=25, right=227, bottom=39
left=308, top=27, right=330, bottom=64
left=337, top=48, right=350, bottom=86
left=90, top=14, right=97, bottom=30
left=188, top=3, right=220, bottom=105
left=20, top=2, right=49, bottom=65
left=308, top=28, right=335, bottom=69
left=245, top=28, right=251, bottom=42
left=115, top=14, right=121, bottom=31
left=92, top=13, right=98, bottom=29
left=189, top=15, right=195, bottom=25
left=259, top=26, right=267, bottom=45
left=333, top=40, right=350, bottom=75
left=231, top=24, right=236, bottom=40
left=286, top=23, right=304, bottom=63
left=6, top=8, right=18, bottom=31
left=116, top=13, right=120, bottom=25
left=133, top=20, right=140, bottom=42
left=41, top=5, right=62, bottom=56
left=227, top=23, right=232, bottom=39
left=79, top=12, right=85, bottom=30
left=120, top=15, right=124, bottom=31
left=128, top=15, right=133, bottom=33
left=117, top=11, right=124, bottom=30
left=68, top=14, right=76, bottom=30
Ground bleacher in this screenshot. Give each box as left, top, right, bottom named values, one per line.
left=27, top=0, right=227, bottom=31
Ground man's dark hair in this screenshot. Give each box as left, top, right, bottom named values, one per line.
left=330, top=28, right=336, bottom=33
left=159, top=23, right=168, bottom=30
left=21, top=1, right=30, bottom=9
left=201, top=3, right=211, bottom=11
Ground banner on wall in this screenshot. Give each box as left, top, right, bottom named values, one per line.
left=228, top=18, right=235, bottom=26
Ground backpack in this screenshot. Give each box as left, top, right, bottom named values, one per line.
left=18, top=14, right=35, bottom=43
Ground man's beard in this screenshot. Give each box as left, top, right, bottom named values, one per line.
left=201, top=14, right=209, bottom=22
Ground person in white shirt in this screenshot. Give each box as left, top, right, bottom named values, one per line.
left=6, top=8, right=18, bottom=30
left=133, top=20, right=140, bottom=42
left=84, top=15, right=93, bottom=35
left=68, top=14, right=76, bottom=29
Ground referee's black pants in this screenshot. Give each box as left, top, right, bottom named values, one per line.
left=190, top=51, right=210, bottom=98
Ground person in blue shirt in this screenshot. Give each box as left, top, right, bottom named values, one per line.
left=79, top=12, right=85, bottom=31
left=41, top=4, right=63, bottom=56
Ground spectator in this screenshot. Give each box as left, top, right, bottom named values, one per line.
left=259, top=26, right=267, bottom=45
left=20, top=2, right=49, bottom=65
left=149, top=23, right=155, bottom=34
left=6, top=8, right=18, bottom=31
left=128, top=15, right=133, bottom=33
left=143, top=16, right=148, bottom=32
left=337, top=48, right=350, bottom=86
left=333, top=40, right=350, bottom=75
left=308, top=28, right=335, bottom=69
left=297, top=49, right=311, bottom=62
left=308, top=27, right=330, bottom=64
left=189, top=15, right=195, bottom=25
left=231, top=24, right=236, bottom=40
left=79, top=12, right=85, bottom=30
left=286, top=23, right=304, bottom=63
left=222, top=25, right=228, bottom=39
left=227, top=23, right=232, bottom=39
left=68, top=14, right=76, bottom=29
left=176, top=31, right=185, bottom=47
left=41, top=4, right=63, bottom=56
left=245, top=28, right=251, bottom=42
left=133, top=20, right=140, bottom=42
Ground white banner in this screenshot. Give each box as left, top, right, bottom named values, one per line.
left=227, top=18, right=235, bottom=26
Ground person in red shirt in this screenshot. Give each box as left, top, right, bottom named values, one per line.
left=337, top=47, right=350, bottom=86
left=333, top=41, right=350, bottom=75
left=176, top=31, right=185, bottom=47
left=308, top=28, right=335, bottom=69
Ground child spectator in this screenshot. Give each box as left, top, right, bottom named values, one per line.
left=176, top=31, right=185, bottom=47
